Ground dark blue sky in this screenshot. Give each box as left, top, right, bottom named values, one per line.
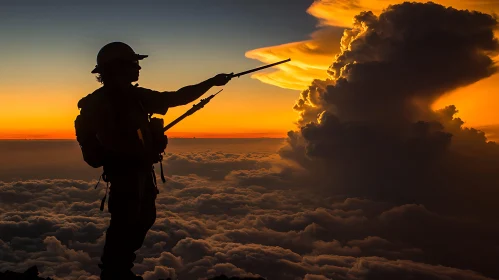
left=1, top=0, right=319, bottom=86
left=1, top=0, right=317, bottom=52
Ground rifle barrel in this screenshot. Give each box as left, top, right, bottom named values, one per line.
left=232, top=58, right=291, bottom=78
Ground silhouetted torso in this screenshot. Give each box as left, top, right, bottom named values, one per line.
left=78, top=84, right=171, bottom=172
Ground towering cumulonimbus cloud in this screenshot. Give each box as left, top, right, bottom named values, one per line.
left=295, top=2, right=498, bottom=125
left=280, top=2, right=499, bottom=218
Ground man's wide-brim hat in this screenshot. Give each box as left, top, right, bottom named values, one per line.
left=91, top=42, right=148, bottom=74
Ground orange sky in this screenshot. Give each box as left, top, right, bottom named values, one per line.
left=2, top=1, right=499, bottom=139
left=0, top=60, right=299, bottom=139
left=0, top=83, right=297, bottom=139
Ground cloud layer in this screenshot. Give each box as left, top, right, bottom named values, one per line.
left=1, top=145, right=499, bottom=279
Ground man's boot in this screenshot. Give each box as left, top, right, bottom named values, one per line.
left=99, top=264, right=143, bottom=280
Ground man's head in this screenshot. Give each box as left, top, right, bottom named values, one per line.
left=92, top=42, right=148, bottom=85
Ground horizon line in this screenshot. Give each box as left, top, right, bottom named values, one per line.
left=0, top=137, right=288, bottom=141
left=0, top=132, right=291, bottom=140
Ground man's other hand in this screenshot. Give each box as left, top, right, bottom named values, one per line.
left=211, top=73, right=233, bottom=86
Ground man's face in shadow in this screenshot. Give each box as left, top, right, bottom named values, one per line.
left=121, top=60, right=140, bottom=83
left=101, top=60, right=141, bottom=85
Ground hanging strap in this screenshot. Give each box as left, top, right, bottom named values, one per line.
left=99, top=182, right=109, bottom=211
left=94, top=174, right=102, bottom=189
left=151, top=167, right=160, bottom=194
left=159, top=160, right=166, bottom=183
left=96, top=172, right=109, bottom=212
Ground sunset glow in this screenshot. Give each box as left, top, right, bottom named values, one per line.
left=2, top=1, right=499, bottom=139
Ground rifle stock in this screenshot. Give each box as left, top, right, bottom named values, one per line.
left=163, top=89, right=223, bottom=132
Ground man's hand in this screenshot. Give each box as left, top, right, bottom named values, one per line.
left=169, top=73, right=233, bottom=107
left=211, top=73, right=233, bottom=86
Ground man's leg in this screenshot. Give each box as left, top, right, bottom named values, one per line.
left=100, top=173, right=143, bottom=279
left=99, top=171, right=157, bottom=279
left=129, top=172, right=158, bottom=254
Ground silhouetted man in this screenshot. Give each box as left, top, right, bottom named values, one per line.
left=76, top=42, right=231, bottom=280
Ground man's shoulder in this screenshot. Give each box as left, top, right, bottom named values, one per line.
left=132, top=86, right=161, bottom=97
left=132, top=86, right=172, bottom=115
left=77, top=87, right=107, bottom=111
left=132, top=86, right=165, bottom=103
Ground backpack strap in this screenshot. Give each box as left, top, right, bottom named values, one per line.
left=159, top=160, right=166, bottom=183
left=151, top=167, right=160, bottom=194
left=95, top=171, right=110, bottom=211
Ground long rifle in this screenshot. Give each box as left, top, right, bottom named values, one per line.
left=163, top=58, right=291, bottom=131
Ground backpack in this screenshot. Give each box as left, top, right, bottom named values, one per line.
left=74, top=91, right=107, bottom=168
left=75, top=90, right=113, bottom=211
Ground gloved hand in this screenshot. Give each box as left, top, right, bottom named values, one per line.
left=210, top=73, right=233, bottom=86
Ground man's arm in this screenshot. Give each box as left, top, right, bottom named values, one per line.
left=168, top=73, right=232, bottom=107
left=138, top=73, right=232, bottom=115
